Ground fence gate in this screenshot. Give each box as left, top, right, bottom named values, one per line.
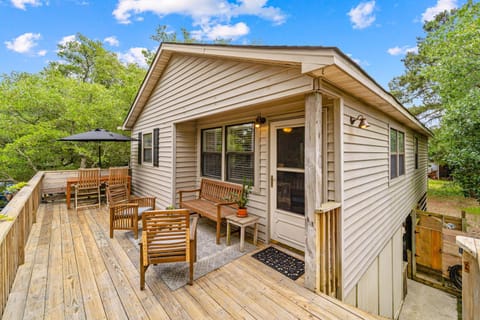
left=415, top=215, right=442, bottom=271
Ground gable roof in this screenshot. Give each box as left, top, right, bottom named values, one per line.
left=123, top=43, right=431, bottom=137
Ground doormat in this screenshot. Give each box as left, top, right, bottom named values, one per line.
left=251, top=246, right=304, bottom=280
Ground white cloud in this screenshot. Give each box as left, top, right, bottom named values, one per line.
left=387, top=45, right=418, bottom=56
left=117, top=47, right=148, bottom=68
left=11, top=0, right=42, bottom=10
left=104, top=36, right=120, bottom=47
left=112, top=0, right=285, bottom=41
left=192, top=22, right=249, bottom=40
left=348, top=1, right=376, bottom=29
left=346, top=53, right=369, bottom=67
left=37, top=49, right=47, bottom=56
left=421, top=0, right=457, bottom=22
left=5, top=32, right=41, bottom=54
left=58, top=35, right=77, bottom=46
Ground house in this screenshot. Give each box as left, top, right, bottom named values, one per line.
left=122, top=43, right=431, bottom=319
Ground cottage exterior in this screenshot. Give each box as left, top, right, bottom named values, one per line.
left=122, top=43, right=431, bottom=319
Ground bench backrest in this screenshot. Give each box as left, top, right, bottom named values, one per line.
left=200, top=179, right=242, bottom=203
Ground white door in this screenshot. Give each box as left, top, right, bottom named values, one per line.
left=270, top=119, right=305, bottom=251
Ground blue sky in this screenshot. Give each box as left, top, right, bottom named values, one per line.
left=0, top=0, right=465, bottom=89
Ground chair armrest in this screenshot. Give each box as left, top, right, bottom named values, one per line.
left=190, top=215, right=199, bottom=241
left=110, top=202, right=138, bottom=210
left=130, top=196, right=156, bottom=209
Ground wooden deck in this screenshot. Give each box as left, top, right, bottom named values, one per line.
left=3, top=202, right=379, bottom=320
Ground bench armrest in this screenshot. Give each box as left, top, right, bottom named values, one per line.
left=215, top=201, right=237, bottom=207
left=178, top=188, right=201, bottom=203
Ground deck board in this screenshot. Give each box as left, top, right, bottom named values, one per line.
left=3, top=202, right=379, bottom=320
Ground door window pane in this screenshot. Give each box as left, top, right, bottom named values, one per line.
left=277, top=127, right=304, bottom=168
left=277, top=171, right=304, bottom=215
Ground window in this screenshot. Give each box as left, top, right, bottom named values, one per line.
left=226, top=123, right=254, bottom=183
left=143, top=133, right=152, bottom=163
left=414, top=136, right=419, bottom=170
left=201, top=122, right=255, bottom=184
left=390, top=128, right=405, bottom=179
left=201, top=128, right=222, bottom=179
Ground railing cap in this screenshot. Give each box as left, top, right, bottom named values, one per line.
left=456, top=235, right=480, bottom=259
left=315, top=202, right=341, bottom=214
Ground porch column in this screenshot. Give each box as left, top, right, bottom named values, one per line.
left=304, top=91, right=323, bottom=290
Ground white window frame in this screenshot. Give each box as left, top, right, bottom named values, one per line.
left=199, top=121, right=257, bottom=186
left=142, top=132, right=153, bottom=164
left=390, top=127, right=405, bottom=180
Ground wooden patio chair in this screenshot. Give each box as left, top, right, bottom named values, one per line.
left=74, top=168, right=101, bottom=210
left=107, top=184, right=156, bottom=239
left=106, top=166, right=129, bottom=206
left=140, top=209, right=199, bottom=290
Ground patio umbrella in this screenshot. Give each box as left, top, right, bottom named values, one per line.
left=59, top=128, right=135, bottom=168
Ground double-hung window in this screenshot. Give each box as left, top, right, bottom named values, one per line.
left=390, top=128, right=405, bottom=179
left=201, top=127, right=222, bottom=179
left=143, top=133, right=152, bottom=163
left=201, top=123, right=254, bottom=184
left=226, top=123, right=254, bottom=184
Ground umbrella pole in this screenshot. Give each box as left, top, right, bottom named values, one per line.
left=98, top=143, right=101, bottom=168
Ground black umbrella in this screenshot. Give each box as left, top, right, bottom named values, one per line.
left=59, top=128, right=135, bottom=168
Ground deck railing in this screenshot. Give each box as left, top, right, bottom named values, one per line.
left=315, top=202, right=341, bottom=298
left=0, top=171, right=43, bottom=316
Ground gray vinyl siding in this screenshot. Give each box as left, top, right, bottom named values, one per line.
left=131, top=55, right=312, bottom=210
left=342, top=98, right=428, bottom=294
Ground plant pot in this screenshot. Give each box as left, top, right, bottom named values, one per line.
left=237, top=208, right=248, bottom=218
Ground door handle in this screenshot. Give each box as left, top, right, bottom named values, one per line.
left=270, top=175, right=274, bottom=188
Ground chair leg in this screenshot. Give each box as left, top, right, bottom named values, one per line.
left=140, top=242, right=145, bottom=290
left=134, top=216, right=138, bottom=239
left=188, top=258, right=194, bottom=285
left=216, top=220, right=221, bottom=244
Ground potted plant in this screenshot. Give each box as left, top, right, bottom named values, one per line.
left=234, top=179, right=252, bottom=218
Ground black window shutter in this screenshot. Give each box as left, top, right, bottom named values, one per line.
left=153, top=128, right=159, bottom=167
left=137, top=132, right=142, bottom=164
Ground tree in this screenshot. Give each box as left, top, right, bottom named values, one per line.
left=142, top=25, right=231, bottom=65
left=0, top=35, right=146, bottom=181
left=392, top=1, right=480, bottom=200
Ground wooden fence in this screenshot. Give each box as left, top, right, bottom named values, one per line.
left=315, top=202, right=341, bottom=298
left=0, top=171, right=43, bottom=317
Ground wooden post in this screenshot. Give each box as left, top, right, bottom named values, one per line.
left=456, top=236, right=480, bottom=320
left=304, top=91, right=323, bottom=291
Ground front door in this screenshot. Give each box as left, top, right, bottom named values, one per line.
left=270, top=119, right=305, bottom=251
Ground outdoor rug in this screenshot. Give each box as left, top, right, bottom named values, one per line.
left=127, top=217, right=256, bottom=290
left=252, top=246, right=305, bottom=280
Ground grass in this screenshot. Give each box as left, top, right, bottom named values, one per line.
left=464, top=207, right=480, bottom=215
left=427, top=179, right=479, bottom=216
left=428, top=179, right=464, bottom=197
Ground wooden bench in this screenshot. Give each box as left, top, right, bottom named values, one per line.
left=178, top=178, right=242, bottom=244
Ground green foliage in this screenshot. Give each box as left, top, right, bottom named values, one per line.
left=6, top=181, right=27, bottom=193
left=391, top=1, right=480, bottom=200
left=427, top=179, right=463, bottom=197
left=235, top=178, right=252, bottom=208
left=0, top=34, right=146, bottom=181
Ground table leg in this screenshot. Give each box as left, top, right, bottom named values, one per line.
left=226, top=221, right=231, bottom=246
left=240, top=226, right=245, bottom=252
left=253, top=223, right=258, bottom=246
